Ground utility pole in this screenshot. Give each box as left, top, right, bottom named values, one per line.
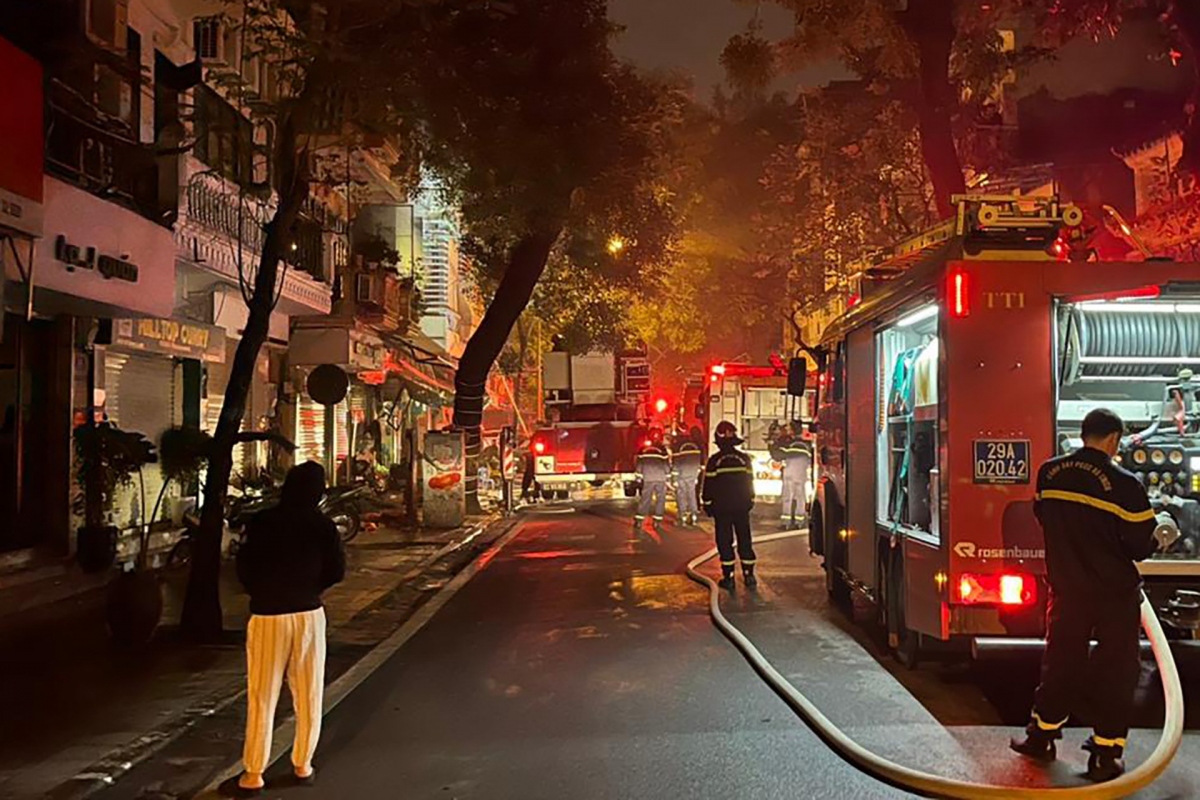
left=535, top=318, right=544, bottom=423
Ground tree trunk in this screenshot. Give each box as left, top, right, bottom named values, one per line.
left=897, top=0, right=966, bottom=219
left=453, top=225, right=561, bottom=514
left=1171, top=0, right=1200, bottom=174
left=179, top=113, right=310, bottom=642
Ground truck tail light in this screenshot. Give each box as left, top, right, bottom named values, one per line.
left=956, top=572, right=1035, bottom=606
left=949, top=268, right=969, bottom=318
left=534, top=440, right=547, bottom=455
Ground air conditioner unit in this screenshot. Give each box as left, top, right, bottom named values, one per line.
left=85, top=0, right=128, bottom=52
left=356, top=273, right=382, bottom=305
left=193, top=17, right=227, bottom=66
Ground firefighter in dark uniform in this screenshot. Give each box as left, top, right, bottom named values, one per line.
left=634, top=428, right=671, bottom=534
left=1010, top=408, right=1159, bottom=782
left=702, top=421, right=757, bottom=590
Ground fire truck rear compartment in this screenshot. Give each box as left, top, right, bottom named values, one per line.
left=1056, top=296, right=1200, bottom=636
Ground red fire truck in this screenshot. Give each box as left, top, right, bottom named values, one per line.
left=699, top=359, right=816, bottom=498
left=809, top=195, right=1200, bottom=665
left=531, top=350, right=649, bottom=498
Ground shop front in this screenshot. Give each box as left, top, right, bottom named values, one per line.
left=288, top=323, right=385, bottom=479
left=98, top=318, right=225, bottom=561
left=1, top=172, right=176, bottom=555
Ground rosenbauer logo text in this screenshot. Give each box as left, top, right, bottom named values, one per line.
left=953, top=542, right=1044, bottom=560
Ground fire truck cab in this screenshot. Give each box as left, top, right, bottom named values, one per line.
left=810, top=195, right=1200, bottom=665
left=701, top=360, right=816, bottom=498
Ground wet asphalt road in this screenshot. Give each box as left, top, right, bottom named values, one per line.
left=256, top=501, right=909, bottom=799
left=252, top=500, right=1200, bottom=799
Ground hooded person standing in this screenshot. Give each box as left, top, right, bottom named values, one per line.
left=702, top=421, right=757, bottom=590
left=235, top=461, right=345, bottom=794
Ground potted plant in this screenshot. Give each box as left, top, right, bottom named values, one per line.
left=72, top=422, right=156, bottom=574
left=106, top=426, right=212, bottom=646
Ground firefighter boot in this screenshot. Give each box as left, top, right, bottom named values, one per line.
left=632, top=517, right=643, bottom=532
left=718, top=566, right=736, bottom=591
left=742, top=564, right=758, bottom=589
left=653, top=520, right=665, bottom=536
left=1009, top=728, right=1058, bottom=763
left=1082, top=737, right=1125, bottom=782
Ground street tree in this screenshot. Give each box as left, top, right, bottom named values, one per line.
left=398, top=1, right=682, bottom=510
left=180, top=0, right=441, bottom=639
left=749, top=0, right=1034, bottom=216
left=1015, top=0, right=1200, bottom=172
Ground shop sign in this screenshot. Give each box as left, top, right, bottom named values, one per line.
left=0, top=37, right=44, bottom=237
left=112, top=317, right=226, bottom=362
left=55, top=235, right=139, bottom=282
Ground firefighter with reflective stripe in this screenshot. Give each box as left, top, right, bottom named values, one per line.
left=1011, top=408, right=1159, bottom=782
left=634, top=427, right=671, bottom=533
left=770, top=423, right=812, bottom=528
left=672, top=439, right=703, bottom=526
left=702, top=421, right=757, bottom=590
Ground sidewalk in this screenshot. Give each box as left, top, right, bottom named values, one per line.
left=0, top=512, right=513, bottom=800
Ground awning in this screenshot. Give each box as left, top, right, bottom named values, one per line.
left=363, top=345, right=456, bottom=407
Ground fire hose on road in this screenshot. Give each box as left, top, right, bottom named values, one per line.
left=686, top=530, right=1185, bottom=799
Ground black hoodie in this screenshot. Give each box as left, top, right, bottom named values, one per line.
left=237, top=461, right=346, bottom=615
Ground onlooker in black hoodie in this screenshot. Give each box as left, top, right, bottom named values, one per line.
left=235, top=461, right=344, bottom=794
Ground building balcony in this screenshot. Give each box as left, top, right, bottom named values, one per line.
left=174, top=159, right=333, bottom=316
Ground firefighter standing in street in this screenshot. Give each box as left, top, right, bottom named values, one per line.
left=771, top=422, right=813, bottom=529
left=1010, top=408, right=1160, bottom=782
left=672, top=437, right=703, bottom=526
left=634, top=428, right=671, bottom=534
left=702, top=421, right=757, bottom=590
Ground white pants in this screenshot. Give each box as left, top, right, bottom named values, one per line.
left=243, top=608, right=327, bottom=775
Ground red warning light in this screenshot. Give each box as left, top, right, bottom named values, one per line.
left=710, top=364, right=726, bottom=376
left=654, top=398, right=669, bottom=414
left=533, top=440, right=546, bottom=455
left=949, top=269, right=970, bottom=318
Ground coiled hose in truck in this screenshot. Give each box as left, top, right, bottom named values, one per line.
left=687, top=530, right=1184, bottom=799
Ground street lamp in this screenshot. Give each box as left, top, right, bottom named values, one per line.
left=607, top=236, right=626, bottom=255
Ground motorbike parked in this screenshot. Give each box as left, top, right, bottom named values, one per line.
left=166, top=480, right=369, bottom=567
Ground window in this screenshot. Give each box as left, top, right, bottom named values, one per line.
left=876, top=304, right=940, bottom=536
left=194, top=86, right=255, bottom=187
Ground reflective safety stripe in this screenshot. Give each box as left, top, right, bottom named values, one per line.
left=1037, top=489, right=1156, bottom=523
left=639, top=454, right=669, bottom=461
left=634, top=516, right=645, bottom=521
left=1033, top=712, right=1068, bottom=731
left=741, top=559, right=756, bottom=565
left=1092, top=735, right=1127, bottom=748
left=708, top=467, right=753, bottom=476
left=720, top=560, right=737, bottom=566
left=653, top=516, right=664, bottom=521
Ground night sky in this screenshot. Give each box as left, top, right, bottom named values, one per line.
left=610, top=2, right=1183, bottom=104
left=609, top=0, right=824, bottom=98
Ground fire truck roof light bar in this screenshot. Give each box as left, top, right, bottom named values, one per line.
left=895, top=304, right=939, bottom=328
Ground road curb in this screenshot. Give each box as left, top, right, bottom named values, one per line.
left=43, top=513, right=517, bottom=800
left=194, top=512, right=524, bottom=798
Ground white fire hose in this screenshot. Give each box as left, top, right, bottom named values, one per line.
left=686, top=530, right=1185, bottom=799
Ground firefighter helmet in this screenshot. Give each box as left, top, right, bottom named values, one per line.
left=714, top=421, right=743, bottom=444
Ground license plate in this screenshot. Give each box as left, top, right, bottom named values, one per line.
left=973, top=439, right=1031, bottom=485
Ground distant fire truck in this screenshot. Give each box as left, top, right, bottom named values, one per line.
left=810, top=194, right=1200, bottom=666
left=700, top=359, right=816, bottom=498
left=531, top=350, right=650, bottom=498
